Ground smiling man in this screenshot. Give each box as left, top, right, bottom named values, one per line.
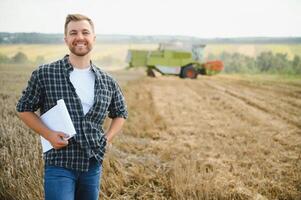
left=16, top=14, right=128, bottom=200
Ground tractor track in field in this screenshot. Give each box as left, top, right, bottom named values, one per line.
left=142, top=76, right=300, bottom=150
left=108, top=72, right=301, bottom=199
left=207, top=82, right=301, bottom=129
left=199, top=77, right=301, bottom=129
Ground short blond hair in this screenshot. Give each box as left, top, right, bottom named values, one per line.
left=64, top=14, right=94, bottom=35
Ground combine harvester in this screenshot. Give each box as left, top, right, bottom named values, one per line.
left=127, top=42, right=224, bottom=79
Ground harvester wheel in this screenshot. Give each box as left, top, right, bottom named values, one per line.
left=146, top=68, right=156, bottom=77
left=180, top=65, right=198, bottom=79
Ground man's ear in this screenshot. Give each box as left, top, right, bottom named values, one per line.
left=64, top=36, right=67, bottom=44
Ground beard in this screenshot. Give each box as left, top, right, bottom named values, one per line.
left=68, top=41, right=93, bottom=57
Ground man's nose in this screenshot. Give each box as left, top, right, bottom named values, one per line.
left=76, top=33, right=84, bottom=39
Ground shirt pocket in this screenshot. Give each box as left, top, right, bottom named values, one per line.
left=91, top=89, right=112, bottom=118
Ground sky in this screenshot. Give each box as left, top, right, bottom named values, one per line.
left=0, top=0, right=300, bottom=38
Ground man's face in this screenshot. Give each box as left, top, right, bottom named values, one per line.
left=64, top=20, right=96, bottom=57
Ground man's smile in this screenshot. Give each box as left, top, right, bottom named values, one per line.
left=73, top=41, right=87, bottom=48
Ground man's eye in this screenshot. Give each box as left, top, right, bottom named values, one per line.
left=83, top=32, right=90, bottom=35
left=70, top=32, right=77, bottom=35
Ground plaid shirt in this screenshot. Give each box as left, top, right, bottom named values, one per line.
left=16, top=55, right=128, bottom=172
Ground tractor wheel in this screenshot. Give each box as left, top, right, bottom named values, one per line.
left=146, top=68, right=156, bottom=77
left=180, top=65, right=198, bottom=79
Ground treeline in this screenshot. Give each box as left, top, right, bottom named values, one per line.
left=207, top=51, right=301, bottom=75
left=0, top=33, right=63, bottom=44
left=1, top=32, right=301, bottom=44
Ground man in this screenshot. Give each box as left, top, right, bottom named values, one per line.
left=16, top=14, right=127, bottom=200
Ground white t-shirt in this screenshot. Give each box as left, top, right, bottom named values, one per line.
left=69, top=66, right=95, bottom=115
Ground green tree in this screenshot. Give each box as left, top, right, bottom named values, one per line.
left=292, top=55, right=301, bottom=74
left=273, top=53, right=290, bottom=73
left=256, top=51, right=274, bottom=72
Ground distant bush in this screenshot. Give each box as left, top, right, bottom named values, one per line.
left=11, top=52, right=29, bottom=64
left=0, top=52, right=46, bottom=65
left=208, top=51, right=301, bottom=75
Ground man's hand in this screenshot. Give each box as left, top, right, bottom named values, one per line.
left=17, top=112, right=70, bottom=150
left=105, top=117, right=125, bottom=144
left=18, top=112, right=68, bottom=149
left=47, top=131, right=69, bottom=150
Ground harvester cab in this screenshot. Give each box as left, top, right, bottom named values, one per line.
left=127, top=42, right=223, bottom=79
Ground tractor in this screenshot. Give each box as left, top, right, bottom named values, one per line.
left=127, top=42, right=224, bottom=79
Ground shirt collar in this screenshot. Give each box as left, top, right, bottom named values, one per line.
left=62, top=55, right=74, bottom=74
left=62, top=54, right=98, bottom=74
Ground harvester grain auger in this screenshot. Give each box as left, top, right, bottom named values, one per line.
left=127, top=43, right=224, bottom=79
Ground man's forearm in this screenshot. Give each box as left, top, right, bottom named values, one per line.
left=105, top=117, right=125, bottom=143
left=17, top=112, right=53, bottom=140
left=17, top=112, right=69, bottom=149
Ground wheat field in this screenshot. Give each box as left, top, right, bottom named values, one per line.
left=0, top=43, right=301, bottom=199
left=0, top=62, right=300, bottom=199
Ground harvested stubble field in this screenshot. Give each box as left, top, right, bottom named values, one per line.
left=0, top=65, right=300, bottom=200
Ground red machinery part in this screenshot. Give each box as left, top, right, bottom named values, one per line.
left=204, top=60, right=224, bottom=71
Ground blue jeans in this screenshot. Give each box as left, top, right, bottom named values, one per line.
left=44, top=157, right=102, bottom=200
